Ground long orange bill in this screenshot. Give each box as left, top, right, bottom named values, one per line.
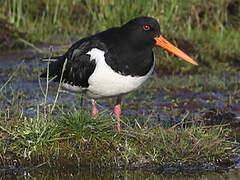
left=154, top=35, right=198, bottom=66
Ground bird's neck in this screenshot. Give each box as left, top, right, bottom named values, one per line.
left=105, top=44, right=154, bottom=76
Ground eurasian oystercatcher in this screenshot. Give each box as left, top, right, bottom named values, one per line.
left=41, top=16, right=198, bottom=131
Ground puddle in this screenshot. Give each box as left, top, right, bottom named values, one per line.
left=1, top=48, right=240, bottom=178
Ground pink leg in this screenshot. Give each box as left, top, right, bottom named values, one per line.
left=91, top=99, right=98, bottom=115
left=114, top=96, right=122, bottom=132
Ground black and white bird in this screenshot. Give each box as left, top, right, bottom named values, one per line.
left=41, top=16, right=198, bottom=131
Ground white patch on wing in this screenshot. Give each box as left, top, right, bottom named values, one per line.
left=62, top=83, right=86, bottom=92
left=86, top=48, right=155, bottom=99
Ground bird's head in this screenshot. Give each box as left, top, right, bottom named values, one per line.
left=121, top=16, right=198, bottom=65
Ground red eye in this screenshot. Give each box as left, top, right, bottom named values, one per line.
left=143, top=25, right=150, bottom=31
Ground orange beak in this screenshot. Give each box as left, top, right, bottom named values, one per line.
left=154, top=35, right=198, bottom=66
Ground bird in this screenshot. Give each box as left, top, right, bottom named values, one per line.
left=40, top=16, right=198, bottom=132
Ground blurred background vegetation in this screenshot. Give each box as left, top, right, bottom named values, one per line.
left=0, top=0, right=239, bottom=73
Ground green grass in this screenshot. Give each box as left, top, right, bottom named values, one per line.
left=0, top=108, right=236, bottom=169
left=0, top=0, right=239, bottom=73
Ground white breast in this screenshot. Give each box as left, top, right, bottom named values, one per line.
left=86, top=48, right=155, bottom=99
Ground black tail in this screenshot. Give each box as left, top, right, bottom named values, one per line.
left=40, top=55, right=66, bottom=81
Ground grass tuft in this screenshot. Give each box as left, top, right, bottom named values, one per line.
left=0, top=108, right=236, bottom=169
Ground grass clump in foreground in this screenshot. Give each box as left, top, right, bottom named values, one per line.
left=0, top=108, right=236, bottom=170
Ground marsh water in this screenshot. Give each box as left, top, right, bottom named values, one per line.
left=2, top=166, right=240, bottom=180
left=1, top=47, right=240, bottom=179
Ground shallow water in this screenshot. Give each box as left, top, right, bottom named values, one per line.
left=1, top=165, right=240, bottom=179
left=1, top=48, right=240, bottom=179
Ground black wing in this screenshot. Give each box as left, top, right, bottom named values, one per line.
left=40, top=40, right=97, bottom=88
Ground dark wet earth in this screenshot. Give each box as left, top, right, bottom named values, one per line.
left=1, top=47, right=240, bottom=179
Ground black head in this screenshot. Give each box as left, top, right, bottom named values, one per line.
left=120, top=16, right=198, bottom=65
left=120, top=16, right=161, bottom=49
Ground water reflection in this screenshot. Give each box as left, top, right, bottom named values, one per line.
left=1, top=167, right=240, bottom=180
